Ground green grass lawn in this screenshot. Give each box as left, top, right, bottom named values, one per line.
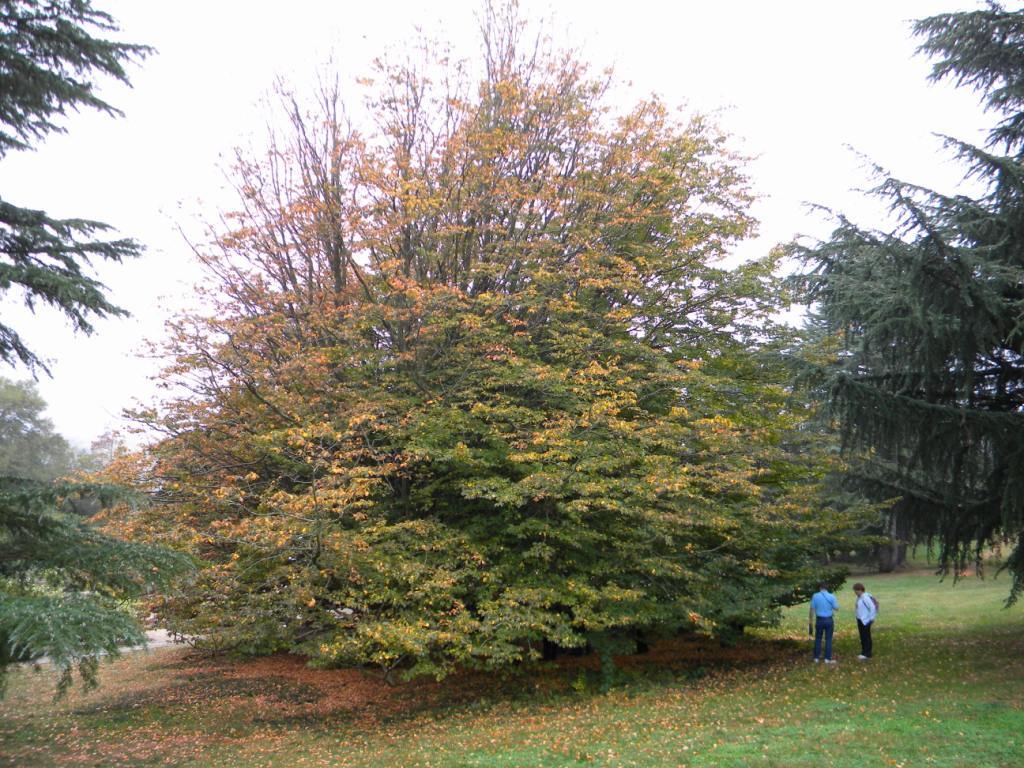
left=2, top=568, right=1022, bottom=767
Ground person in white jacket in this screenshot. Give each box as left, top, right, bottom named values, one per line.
left=853, top=582, right=877, bottom=659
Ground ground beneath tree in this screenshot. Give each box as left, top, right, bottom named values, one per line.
left=3, top=569, right=1022, bottom=768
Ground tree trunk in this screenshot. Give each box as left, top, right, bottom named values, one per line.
left=877, top=514, right=907, bottom=572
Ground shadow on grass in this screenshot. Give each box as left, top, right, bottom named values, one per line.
left=72, top=671, right=324, bottom=720
left=63, top=630, right=808, bottom=733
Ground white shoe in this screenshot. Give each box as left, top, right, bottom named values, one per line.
left=813, top=658, right=820, bottom=663
left=857, top=655, right=868, bottom=660
left=824, top=659, right=837, bottom=664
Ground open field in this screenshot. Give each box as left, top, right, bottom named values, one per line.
left=2, top=568, right=1022, bottom=767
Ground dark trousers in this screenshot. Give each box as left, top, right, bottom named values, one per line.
left=857, top=619, right=873, bottom=657
left=814, top=617, right=834, bottom=660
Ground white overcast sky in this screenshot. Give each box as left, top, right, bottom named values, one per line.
left=2, top=0, right=995, bottom=447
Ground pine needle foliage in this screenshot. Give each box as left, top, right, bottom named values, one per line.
left=796, top=2, right=1024, bottom=603
left=0, top=479, right=190, bottom=696
left=0, top=0, right=151, bottom=374
left=0, top=2, right=192, bottom=696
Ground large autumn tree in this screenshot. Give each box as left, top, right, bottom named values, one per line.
left=140, top=4, right=860, bottom=681
left=798, top=3, right=1024, bottom=602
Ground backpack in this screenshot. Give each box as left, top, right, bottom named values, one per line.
left=864, top=594, right=879, bottom=614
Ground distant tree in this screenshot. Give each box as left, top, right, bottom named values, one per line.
left=0, top=0, right=151, bottom=374
left=75, top=429, right=128, bottom=473
left=0, top=376, right=74, bottom=480
left=797, top=2, right=1024, bottom=602
left=0, top=2, right=188, bottom=697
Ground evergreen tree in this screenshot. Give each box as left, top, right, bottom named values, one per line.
left=797, top=2, right=1024, bottom=602
left=0, top=0, right=151, bottom=374
left=1, top=390, right=189, bottom=696
left=0, top=479, right=188, bottom=696
left=0, top=2, right=188, bottom=696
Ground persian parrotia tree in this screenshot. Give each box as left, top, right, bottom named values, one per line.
left=797, top=2, right=1024, bottom=603
left=142, top=3, right=855, bottom=680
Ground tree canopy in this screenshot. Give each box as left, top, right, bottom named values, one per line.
left=133, top=5, right=861, bottom=683
left=0, top=376, right=74, bottom=480
left=0, top=0, right=150, bottom=374
left=796, top=2, right=1024, bottom=602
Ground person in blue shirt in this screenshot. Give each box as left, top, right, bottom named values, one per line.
left=808, top=582, right=839, bottom=663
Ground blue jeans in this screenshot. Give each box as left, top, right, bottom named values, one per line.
left=814, top=617, right=834, bottom=660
